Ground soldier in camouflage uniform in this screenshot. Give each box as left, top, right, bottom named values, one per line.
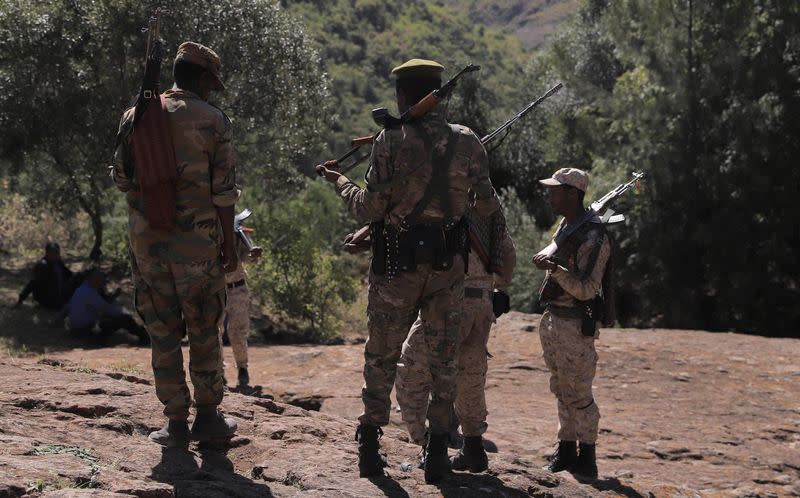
left=112, top=42, right=240, bottom=448
left=221, top=222, right=261, bottom=387
left=396, top=205, right=516, bottom=473
left=317, top=59, right=499, bottom=483
left=533, top=168, right=611, bottom=479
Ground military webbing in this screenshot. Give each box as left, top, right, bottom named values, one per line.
left=401, top=126, right=460, bottom=228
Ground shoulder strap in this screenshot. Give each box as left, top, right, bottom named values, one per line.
left=401, top=127, right=460, bottom=228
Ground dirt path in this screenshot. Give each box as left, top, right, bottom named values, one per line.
left=41, top=312, right=800, bottom=496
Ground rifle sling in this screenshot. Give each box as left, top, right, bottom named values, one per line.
left=402, top=126, right=460, bottom=228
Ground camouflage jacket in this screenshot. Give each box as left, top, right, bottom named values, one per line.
left=547, top=219, right=611, bottom=307
left=466, top=225, right=516, bottom=290
left=112, top=88, right=240, bottom=265
left=335, top=108, right=499, bottom=226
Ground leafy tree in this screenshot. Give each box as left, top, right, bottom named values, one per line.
left=532, top=0, right=800, bottom=336
left=0, top=0, right=328, bottom=259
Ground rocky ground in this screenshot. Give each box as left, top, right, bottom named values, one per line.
left=1, top=309, right=798, bottom=497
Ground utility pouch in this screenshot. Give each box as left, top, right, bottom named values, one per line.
left=581, top=318, right=596, bottom=337
left=370, top=221, right=387, bottom=276
left=492, top=289, right=510, bottom=318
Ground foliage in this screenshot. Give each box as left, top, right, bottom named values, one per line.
left=527, top=0, right=800, bottom=336
left=247, top=182, right=359, bottom=335
left=0, top=0, right=328, bottom=258
left=282, top=0, right=529, bottom=152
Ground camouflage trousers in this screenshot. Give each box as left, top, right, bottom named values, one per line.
left=539, top=310, right=600, bottom=444
left=221, top=283, right=250, bottom=369
left=359, top=260, right=464, bottom=435
left=396, top=289, right=494, bottom=445
left=132, top=256, right=226, bottom=421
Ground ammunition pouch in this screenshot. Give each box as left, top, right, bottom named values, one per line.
left=370, top=219, right=468, bottom=278
left=548, top=298, right=604, bottom=337
left=492, top=289, right=510, bottom=318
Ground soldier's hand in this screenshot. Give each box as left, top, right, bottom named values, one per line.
left=315, top=161, right=342, bottom=184
left=533, top=254, right=557, bottom=271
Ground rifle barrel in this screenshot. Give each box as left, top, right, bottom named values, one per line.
left=481, top=82, right=563, bottom=144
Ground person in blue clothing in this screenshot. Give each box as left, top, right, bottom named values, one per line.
left=54, top=269, right=149, bottom=345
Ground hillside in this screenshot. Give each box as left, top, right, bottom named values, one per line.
left=445, top=0, right=578, bottom=48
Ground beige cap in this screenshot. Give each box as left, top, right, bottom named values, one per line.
left=539, top=167, right=589, bottom=192
left=174, top=41, right=225, bottom=91
left=391, top=59, right=445, bottom=79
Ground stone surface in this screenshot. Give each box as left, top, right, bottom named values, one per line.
left=0, top=311, right=797, bottom=497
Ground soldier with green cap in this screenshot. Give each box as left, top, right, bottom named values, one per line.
left=533, top=167, right=611, bottom=479
left=317, top=58, right=500, bottom=483
left=112, top=41, right=240, bottom=448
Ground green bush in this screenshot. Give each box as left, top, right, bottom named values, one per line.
left=247, top=182, right=359, bottom=335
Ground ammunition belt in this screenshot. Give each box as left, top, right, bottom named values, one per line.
left=371, top=219, right=468, bottom=279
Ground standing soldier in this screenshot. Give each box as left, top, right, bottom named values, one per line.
left=221, top=214, right=262, bottom=387
left=532, top=168, right=611, bottom=479
left=112, top=42, right=240, bottom=448
left=395, top=204, right=516, bottom=473
left=316, top=59, right=499, bottom=483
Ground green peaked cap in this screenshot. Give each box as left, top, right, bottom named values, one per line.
left=391, top=59, right=445, bottom=79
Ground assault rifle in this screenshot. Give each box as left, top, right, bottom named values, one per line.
left=535, top=172, right=645, bottom=261
left=234, top=209, right=255, bottom=252
left=321, top=64, right=481, bottom=175
left=342, top=82, right=565, bottom=253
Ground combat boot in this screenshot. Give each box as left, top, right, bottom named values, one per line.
left=424, top=432, right=451, bottom=484
left=355, top=424, right=387, bottom=477
left=190, top=408, right=237, bottom=442
left=574, top=442, right=598, bottom=479
left=237, top=367, right=250, bottom=386
left=543, top=440, right=577, bottom=473
left=148, top=420, right=190, bottom=448
left=450, top=436, right=488, bottom=473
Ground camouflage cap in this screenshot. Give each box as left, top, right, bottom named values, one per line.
left=539, top=167, right=589, bottom=192
left=391, top=59, right=445, bottom=79
left=174, top=41, right=225, bottom=91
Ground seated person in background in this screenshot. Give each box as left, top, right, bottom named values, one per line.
left=15, top=242, right=73, bottom=309
left=68, top=267, right=122, bottom=303
left=54, top=269, right=149, bottom=345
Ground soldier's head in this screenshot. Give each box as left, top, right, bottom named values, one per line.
left=44, top=242, right=61, bottom=263
left=539, top=168, right=589, bottom=217
left=173, top=42, right=225, bottom=101
left=86, top=268, right=105, bottom=289
left=392, top=59, right=444, bottom=113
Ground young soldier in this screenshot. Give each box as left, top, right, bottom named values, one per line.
left=112, top=42, right=240, bottom=448
left=395, top=205, right=516, bottom=473
left=533, top=168, right=611, bottom=479
left=317, top=59, right=499, bottom=483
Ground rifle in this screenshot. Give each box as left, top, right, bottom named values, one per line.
left=342, top=82, right=565, bottom=253
left=321, top=64, right=481, bottom=175
left=535, top=172, right=645, bottom=261
left=234, top=209, right=255, bottom=252
left=133, top=9, right=166, bottom=126
left=130, top=9, right=177, bottom=230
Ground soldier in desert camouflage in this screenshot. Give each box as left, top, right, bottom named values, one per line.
left=221, top=216, right=262, bottom=387
left=533, top=168, right=611, bottom=479
left=112, top=42, right=240, bottom=448
left=395, top=204, right=516, bottom=473
left=316, top=59, right=500, bottom=483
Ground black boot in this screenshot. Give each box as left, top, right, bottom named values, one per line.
left=148, top=420, right=190, bottom=448
left=424, top=432, right=451, bottom=484
left=356, top=424, right=386, bottom=478
left=543, top=440, right=577, bottom=473
left=238, top=367, right=250, bottom=386
left=190, top=408, right=237, bottom=442
left=574, top=442, right=598, bottom=479
left=450, top=436, right=488, bottom=473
